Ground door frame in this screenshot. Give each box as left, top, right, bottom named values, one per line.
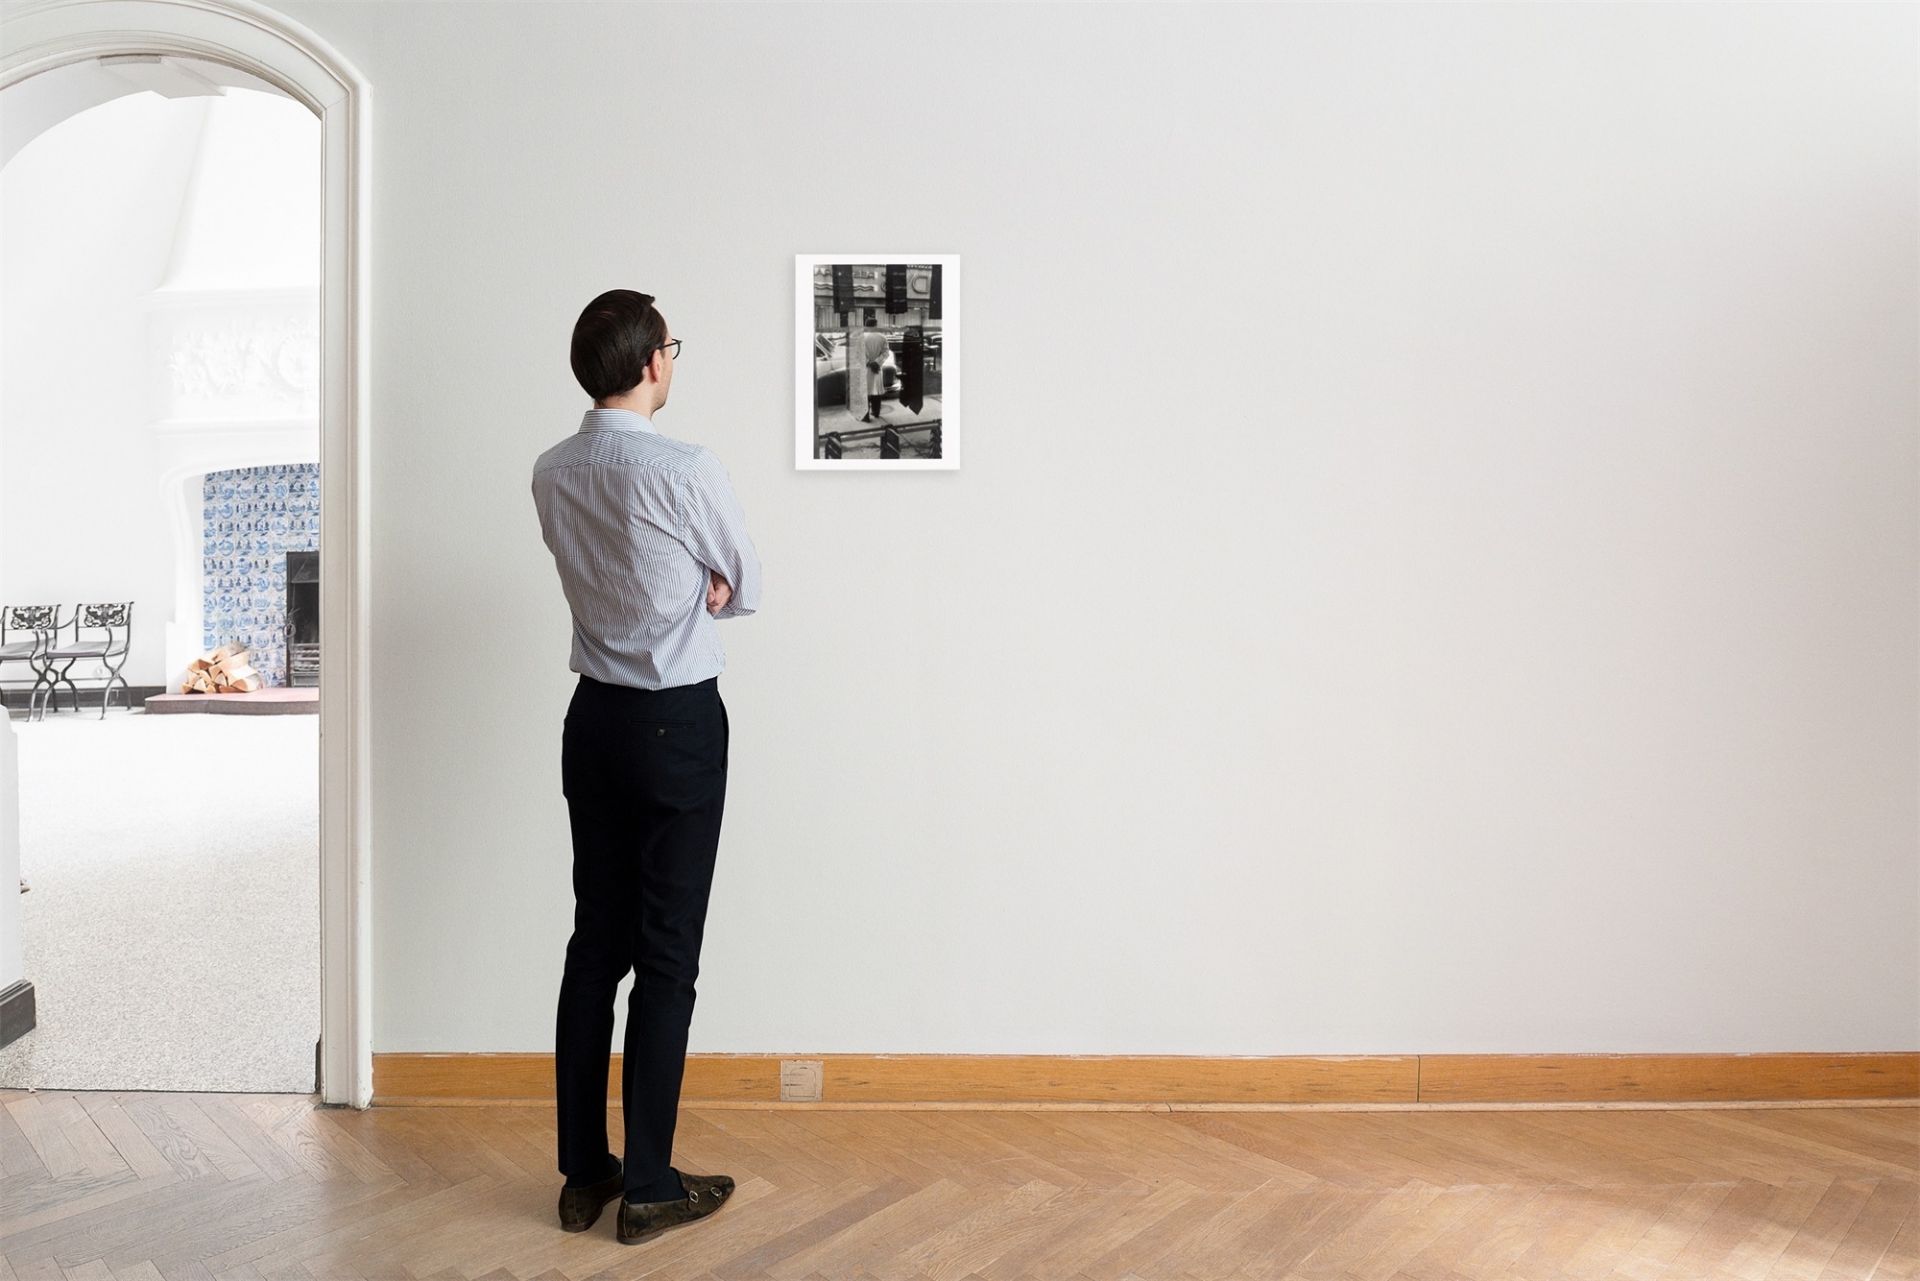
left=0, top=0, right=374, bottom=1107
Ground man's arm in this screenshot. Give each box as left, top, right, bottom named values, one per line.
left=678, top=448, right=762, bottom=620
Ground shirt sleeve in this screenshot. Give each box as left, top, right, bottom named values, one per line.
left=678, top=448, right=762, bottom=620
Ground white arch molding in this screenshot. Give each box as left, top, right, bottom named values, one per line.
left=1, top=0, right=373, bottom=1107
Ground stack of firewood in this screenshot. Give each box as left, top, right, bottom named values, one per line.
left=181, top=644, right=263, bottom=694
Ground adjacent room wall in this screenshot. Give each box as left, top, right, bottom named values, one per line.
left=266, top=0, right=1918, bottom=1057
left=0, top=92, right=207, bottom=687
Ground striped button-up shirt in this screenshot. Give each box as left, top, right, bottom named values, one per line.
left=532, top=407, right=762, bottom=690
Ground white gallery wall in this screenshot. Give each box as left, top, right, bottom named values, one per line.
left=263, top=0, right=1916, bottom=1057
left=0, top=85, right=318, bottom=688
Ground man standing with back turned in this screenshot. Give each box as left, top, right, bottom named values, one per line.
left=532, top=288, right=762, bottom=1245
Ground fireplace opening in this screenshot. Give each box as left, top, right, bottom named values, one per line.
left=284, top=550, right=319, bottom=687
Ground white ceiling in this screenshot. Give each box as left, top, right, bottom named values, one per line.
left=2, top=54, right=298, bottom=172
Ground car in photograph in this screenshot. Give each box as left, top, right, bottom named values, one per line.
left=814, top=333, right=848, bottom=407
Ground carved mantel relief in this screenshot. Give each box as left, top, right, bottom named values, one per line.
left=148, top=288, right=320, bottom=423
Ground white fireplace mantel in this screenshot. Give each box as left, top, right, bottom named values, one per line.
left=141, top=287, right=319, bottom=684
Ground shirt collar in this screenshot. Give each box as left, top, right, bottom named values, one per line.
left=579, top=406, right=656, bottom=434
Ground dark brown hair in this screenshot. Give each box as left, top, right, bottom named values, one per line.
left=570, top=289, right=668, bottom=400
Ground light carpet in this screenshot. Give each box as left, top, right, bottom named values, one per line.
left=0, top=708, right=319, bottom=1092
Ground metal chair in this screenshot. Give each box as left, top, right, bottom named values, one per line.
left=0, top=605, right=58, bottom=717
left=40, top=602, right=134, bottom=720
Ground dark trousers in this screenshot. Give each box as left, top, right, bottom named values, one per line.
left=555, top=672, right=728, bottom=1203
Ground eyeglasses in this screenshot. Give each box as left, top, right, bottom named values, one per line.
left=655, top=338, right=682, bottom=361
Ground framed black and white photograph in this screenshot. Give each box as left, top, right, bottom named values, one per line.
left=795, top=253, right=958, bottom=470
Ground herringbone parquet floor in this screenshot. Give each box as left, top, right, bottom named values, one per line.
left=0, top=1091, right=1913, bottom=1280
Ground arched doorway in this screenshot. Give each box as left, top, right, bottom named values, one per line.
left=0, top=0, right=373, bottom=1107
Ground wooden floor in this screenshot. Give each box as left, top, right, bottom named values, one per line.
left=0, top=1091, right=1913, bottom=1279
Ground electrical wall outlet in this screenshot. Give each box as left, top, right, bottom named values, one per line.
left=779, top=1059, right=823, bottom=1102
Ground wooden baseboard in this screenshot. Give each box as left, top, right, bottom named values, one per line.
left=1, top=686, right=161, bottom=710
left=371, top=1051, right=1919, bottom=1107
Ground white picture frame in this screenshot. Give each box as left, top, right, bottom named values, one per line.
left=795, top=253, right=958, bottom=470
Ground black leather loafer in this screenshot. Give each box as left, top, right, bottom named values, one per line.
left=616, top=1168, right=736, bottom=1245
left=557, top=1160, right=624, bottom=1232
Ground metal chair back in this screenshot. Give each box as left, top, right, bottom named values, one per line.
left=63, top=602, right=133, bottom=654
left=1, top=604, right=60, bottom=646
